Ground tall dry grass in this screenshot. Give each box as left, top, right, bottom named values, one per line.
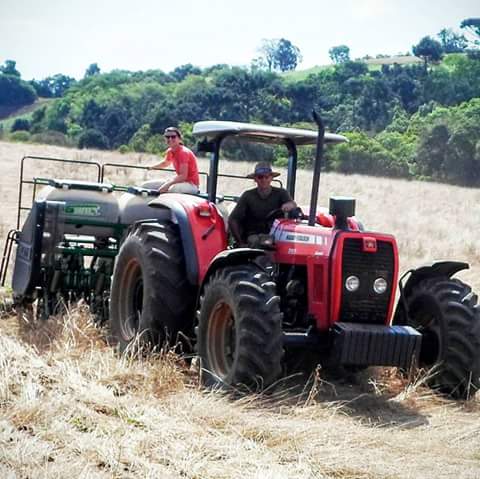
left=1, top=307, right=479, bottom=478
left=1, top=140, right=480, bottom=478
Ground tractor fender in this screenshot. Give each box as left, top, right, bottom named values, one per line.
left=147, top=194, right=228, bottom=286
left=200, top=249, right=267, bottom=291
left=400, top=260, right=469, bottom=298
left=143, top=200, right=198, bottom=285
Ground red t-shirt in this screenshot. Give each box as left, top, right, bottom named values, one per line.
left=166, top=145, right=199, bottom=186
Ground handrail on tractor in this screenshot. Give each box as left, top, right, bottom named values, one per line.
left=101, top=163, right=284, bottom=199
left=14, top=156, right=283, bottom=234
left=100, top=162, right=210, bottom=191
left=0, top=229, right=19, bottom=287
left=17, top=156, right=102, bottom=229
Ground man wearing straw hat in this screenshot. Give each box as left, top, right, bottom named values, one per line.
left=229, top=162, right=297, bottom=247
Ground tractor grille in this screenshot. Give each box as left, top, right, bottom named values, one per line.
left=339, top=238, right=394, bottom=324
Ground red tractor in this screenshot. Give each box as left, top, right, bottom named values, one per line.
left=109, top=114, right=480, bottom=399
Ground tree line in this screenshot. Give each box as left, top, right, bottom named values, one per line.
left=0, top=20, right=480, bottom=186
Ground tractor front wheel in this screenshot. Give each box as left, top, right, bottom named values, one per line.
left=397, top=277, right=480, bottom=399
left=196, top=265, right=284, bottom=390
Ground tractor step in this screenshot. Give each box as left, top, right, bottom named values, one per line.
left=332, top=322, right=421, bottom=369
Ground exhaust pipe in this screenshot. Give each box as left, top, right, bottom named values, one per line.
left=309, top=111, right=325, bottom=226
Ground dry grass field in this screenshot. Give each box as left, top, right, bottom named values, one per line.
left=1, top=140, right=480, bottom=478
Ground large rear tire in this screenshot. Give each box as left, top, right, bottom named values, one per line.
left=397, top=277, right=480, bottom=399
left=109, top=221, right=194, bottom=353
left=196, top=265, right=284, bottom=390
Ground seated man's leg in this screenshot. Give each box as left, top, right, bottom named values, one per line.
left=140, top=179, right=166, bottom=189
left=168, top=182, right=199, bottom=194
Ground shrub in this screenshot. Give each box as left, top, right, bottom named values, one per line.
left=78, top=129, right=109, bottom=150
left=129, top=124, right=150, bottom=152
left=118, top=144, right=130, bottom=154
left=30, top=130, right=73, bottom=147
left=9, top=130, right=31, bottom=142
left=329, top=131, right=411, bottom=178
left=11, top=118, right=30, bottom=132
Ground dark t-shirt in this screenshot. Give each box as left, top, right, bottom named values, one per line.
left=229, top=186, right=292, bottom=240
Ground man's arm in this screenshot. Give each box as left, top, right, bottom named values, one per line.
left=228, top=216, right=245, bottom=246
left=228, top=193, right=248, bottom=246
left=148, top=156, right=171, bottom=171
left=279, top=188, right=297, bottom=212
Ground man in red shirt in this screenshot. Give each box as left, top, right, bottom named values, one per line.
left=148, top=127, right=200, bottom=194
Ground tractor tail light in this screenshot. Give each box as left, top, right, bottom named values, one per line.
left=362, top=237, right=377, bottom=253
left=196, top=203, right=212, bottom=217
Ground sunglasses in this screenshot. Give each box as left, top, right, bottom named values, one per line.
left=255, top=174, right=271, bottom=180
left=165, top=135, right=177, bottom=140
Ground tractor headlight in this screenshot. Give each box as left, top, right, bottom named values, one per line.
left=345, top=275, right=360, bottom=292
left=373, top=277, right=388, bottom=294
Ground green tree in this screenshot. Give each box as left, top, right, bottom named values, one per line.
left=437, top=28, right=467, bottom=53
left=31, top=74, right=76, bottom=97
left=11, top=118, right=30, bottom=132
left=170, top=64, right=202, bottom=81
left=275, top=38, right=302, bottom=72
left=256, top=38, right=302, bottom=72
left=412, top=36, right=444, bottom=72
left=0, top=75, right=36, bottom=106
left=0, top=60, right=20, bottom=77
left=460, top=18, right=480, bottom=46
left=444, top=124, right=480, bottom=185
left=329, top=45, right=351, bottom=64
left=44, top=100, right=70, bottom=133
left=78, top=128, right=109, bottom=149
left=257, top=39, right=278, bottom=71
left=444, top=54, right=480, bottom=100
left=333, top=61, right=368, bottom=85
left=354, top=75, right=394, bottom=132
left=385, top=105, right=410, bottom=133
left=329, top=131, right=410, bottom=177
left=84, top=63, right=101, bottom=78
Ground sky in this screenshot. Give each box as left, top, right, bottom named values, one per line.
left=1, top=0, right=478, bottom=80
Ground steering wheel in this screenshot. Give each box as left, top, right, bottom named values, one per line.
left=266, top=208, right=286, bottom=221
left=266, top=207, right=304, bottom=221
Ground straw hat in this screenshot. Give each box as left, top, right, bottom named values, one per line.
left=246, top=162, right=281, bottom=179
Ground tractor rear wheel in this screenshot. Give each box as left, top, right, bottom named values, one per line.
left=397, top=277, right=480, bottom=399
left=109, top=221, right=194, bottom=353
left=196, top=265, right=284, bottom=390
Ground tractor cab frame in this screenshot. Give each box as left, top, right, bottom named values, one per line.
left=193, top=119, right=347, bottom=208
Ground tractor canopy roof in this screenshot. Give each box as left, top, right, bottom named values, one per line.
left=192, top=121, right=347, bottom=146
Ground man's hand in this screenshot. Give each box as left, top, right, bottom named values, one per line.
left=281, top=200, right=297, bottom=213
left=158, top=183, right=170, bottom=193
left=149, top=158, right=169, bottom=171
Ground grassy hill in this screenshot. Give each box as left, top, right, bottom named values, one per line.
left=0, top=98, right=53, bottom=134
left=282, top=54, right=423, bottom=81
left=1, top=141, right=480, bottom=478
